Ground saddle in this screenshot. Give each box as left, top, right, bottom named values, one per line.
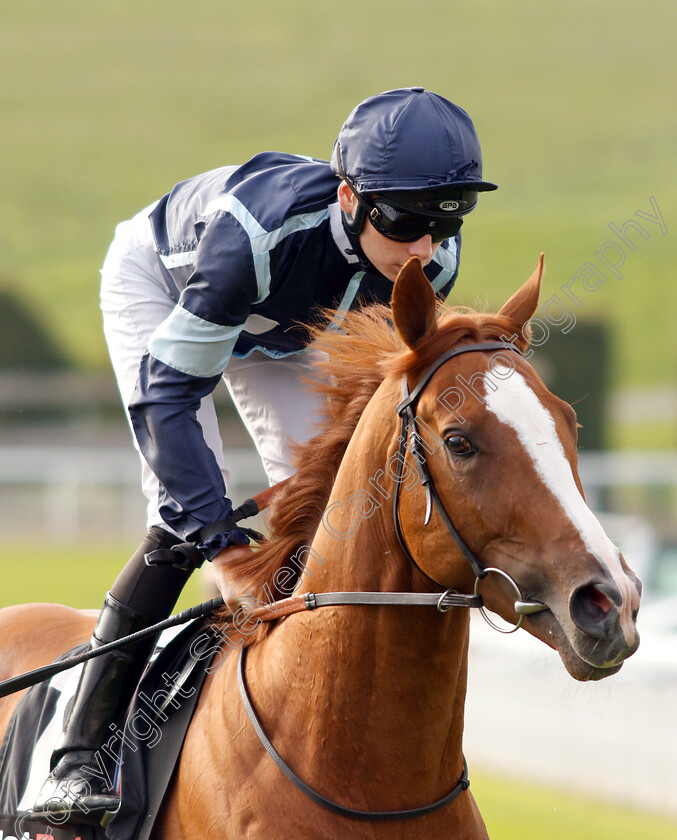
left=0, top=621, right=220, bottom=840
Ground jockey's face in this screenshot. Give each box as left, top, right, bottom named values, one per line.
left=337, top=182, right=441, bottom=283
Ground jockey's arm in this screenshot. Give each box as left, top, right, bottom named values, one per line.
left=128, top=213, right=258, bottom=554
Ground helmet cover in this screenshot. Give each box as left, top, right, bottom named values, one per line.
left=331, top=87, right=497, bottom=195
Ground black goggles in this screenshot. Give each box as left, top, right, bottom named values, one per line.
left=342, top=174, right=475, bottom=243
left=361, top=193, right=466, bottom=243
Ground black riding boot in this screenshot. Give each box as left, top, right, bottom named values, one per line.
left=32, top=594, right=157, bottom=823
left=32, top=527, right=191, bottom=826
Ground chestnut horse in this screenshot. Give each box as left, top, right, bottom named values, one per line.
left=0, top=256, right=641, bottom=839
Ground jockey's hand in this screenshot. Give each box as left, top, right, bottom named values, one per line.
left=212, top=544, right=254, bottom=614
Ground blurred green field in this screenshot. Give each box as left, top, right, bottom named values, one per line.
left=0, top=540, right=203, bottom=613
left=1, top=541, right=676, bottom=838
left=1, top=0, right=675, bottom=400
left=471, top=771, right=677, bottom=840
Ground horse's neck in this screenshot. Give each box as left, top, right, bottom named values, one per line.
left=301, top=379, right=414, bottom=583
left=246, top=381, right=470, bottom=798
left=250, top=534, right=470, bottom=806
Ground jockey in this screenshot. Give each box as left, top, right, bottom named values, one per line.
left=33, top=87, right=497, bottom=823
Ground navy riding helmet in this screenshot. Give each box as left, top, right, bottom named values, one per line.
left=331, top=87, right=497, bottom=241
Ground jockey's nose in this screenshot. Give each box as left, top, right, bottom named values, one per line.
left=406, top=234, right=434, bottom=261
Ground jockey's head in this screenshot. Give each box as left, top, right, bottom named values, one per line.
left=331, top=88, right=497, bottom=247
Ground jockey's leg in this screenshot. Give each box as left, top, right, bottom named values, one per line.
left=32, top=527, right=192, bottom=825
left=221, top=348, right=325, bottom=484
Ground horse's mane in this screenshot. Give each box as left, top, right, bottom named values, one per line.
left=216, top=299, right=529, bottom=639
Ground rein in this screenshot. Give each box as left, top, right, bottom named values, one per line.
left=238, top=645, right=470, bottom=821
left=0, top=590, right=478, bottom=700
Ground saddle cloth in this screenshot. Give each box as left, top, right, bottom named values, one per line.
left=0, top=620, right=220, bottom=840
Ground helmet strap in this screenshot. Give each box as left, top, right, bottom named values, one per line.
left=340, top=208, right=370, bottom=267
left=342, top=201, right=366, bottom=236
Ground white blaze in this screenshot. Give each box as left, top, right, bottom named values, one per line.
left=483, top=368, right=637, bottom=643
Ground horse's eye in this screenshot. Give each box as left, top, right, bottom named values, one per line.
left=445, top=434, right=476, bottom=457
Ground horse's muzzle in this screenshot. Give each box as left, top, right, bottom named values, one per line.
left=568, top=579, right=640, bottom=668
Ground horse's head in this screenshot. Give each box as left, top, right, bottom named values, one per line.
left=391, top=256, right=641, bottom=681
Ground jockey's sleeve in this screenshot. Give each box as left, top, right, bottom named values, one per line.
left=128, top=212, right=257, bottom=548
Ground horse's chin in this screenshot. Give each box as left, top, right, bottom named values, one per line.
left=524, top=610, right=627, bottom=683
left=562, top=651, right=625, bottom=682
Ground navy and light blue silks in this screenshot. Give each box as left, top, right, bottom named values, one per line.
left=129, top=152, right=461, bottom=545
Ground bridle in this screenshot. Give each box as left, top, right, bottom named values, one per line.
left=393, top=339, right=548, bottom=631
left=237, top=340, right=548, bottom=823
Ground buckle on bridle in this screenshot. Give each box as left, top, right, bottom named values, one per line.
left=437, top=589, right=484, bottom=612
left=437, top=589, right=457, bottom=613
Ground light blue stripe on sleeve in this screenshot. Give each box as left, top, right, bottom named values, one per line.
left=202, top=195, right=329, bottom=304
left=203, top=194, right=268, bottom=237
left=149, top=306, right=244, bottom=378
left=159, top=250, right=197, bottom=270
left=202, top=195, right=270, bottom=303
left=431, top=240, right=459, bottom=292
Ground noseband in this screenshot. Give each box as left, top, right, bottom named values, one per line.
left=393, top=340, right=547, bottom=632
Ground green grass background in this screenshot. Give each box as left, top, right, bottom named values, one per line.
left=1, top=0, right=675, bottom=393
left=1, top=2, right=676, bottom=835
left=471, top=771, right=677, bottom=840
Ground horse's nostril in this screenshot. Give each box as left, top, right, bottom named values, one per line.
left=570, top=582, right=620, bottom=638
left=588, top=585, right=612, bottom=614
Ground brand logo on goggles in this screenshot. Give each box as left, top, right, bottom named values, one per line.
left=439, top=200, right=461, bottom=212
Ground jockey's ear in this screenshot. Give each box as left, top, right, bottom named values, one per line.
left=392, top=257, right=438, bottom=349
left=498, top=253, right=544, bottom=329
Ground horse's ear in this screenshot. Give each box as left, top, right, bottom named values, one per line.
left=498, top=253, right=544, bottom=328
left=392, top=257, right=438, bottom=348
